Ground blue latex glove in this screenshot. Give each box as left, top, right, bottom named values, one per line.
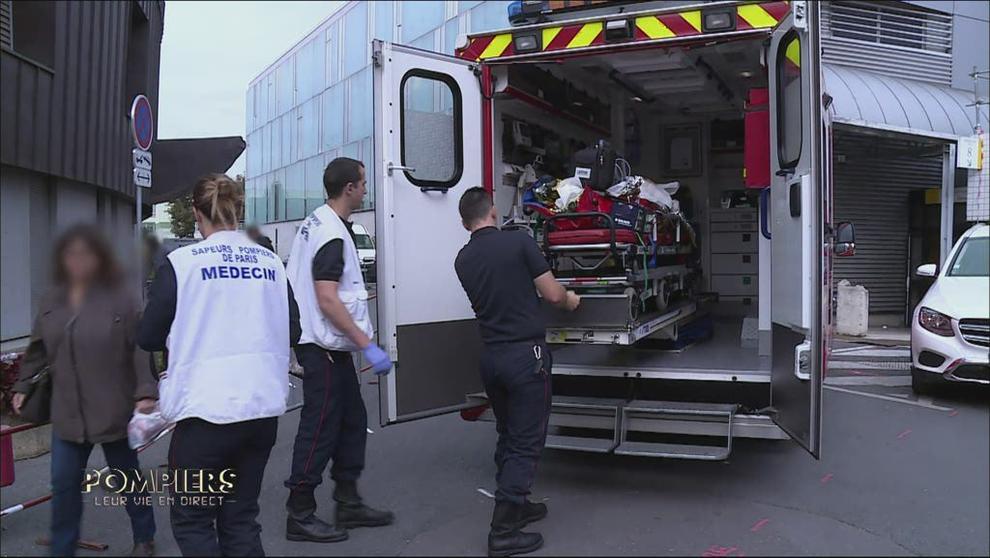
left=363, top=343, right=393, bottom=376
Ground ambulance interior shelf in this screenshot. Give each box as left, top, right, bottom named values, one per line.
left=510, top=141, right=700, bottom=346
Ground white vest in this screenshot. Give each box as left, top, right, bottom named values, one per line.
left=161, top=230, right=290, bottom=424
left=286, top=205, right=373, bottom=352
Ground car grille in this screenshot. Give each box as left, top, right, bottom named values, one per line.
left=958, top=319, right=990, bottom=348
left=952, top=365, right=990, bottom=382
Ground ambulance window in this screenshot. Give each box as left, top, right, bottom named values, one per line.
left=777, top=31, right=802, bottom=169
left=400, top=70, right=463, bottom=189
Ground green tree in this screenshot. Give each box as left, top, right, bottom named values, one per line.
left=168, top=194, right=196, bottom=238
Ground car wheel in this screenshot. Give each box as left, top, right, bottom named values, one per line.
left=911, top=366, right=937, bottom=395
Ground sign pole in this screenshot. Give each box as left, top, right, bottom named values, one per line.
left=129, top=94, right=154, bottom=301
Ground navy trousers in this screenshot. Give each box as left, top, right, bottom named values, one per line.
left=50, top=436, right=156, bottom=557
left=480, top=340, right=553, bottom=504
left=168, top=417, right=277, bottom=557
left=285, top=344, right=367, bottom=491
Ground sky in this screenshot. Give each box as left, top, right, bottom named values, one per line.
left=157, top=1, right=344, bottom=177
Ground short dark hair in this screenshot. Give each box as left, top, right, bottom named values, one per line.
left=53, top=223, right=121, bottom=286
left=458, top=187, right=493, bottom=226
left=323, top=157, right=364, bottom=199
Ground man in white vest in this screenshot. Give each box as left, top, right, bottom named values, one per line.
left=283, top=157, right=395, bottom=543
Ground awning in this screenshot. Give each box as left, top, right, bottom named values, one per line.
left=148, top=136, right=245, bottom=204
left=823, top=64, right=978, bottom=141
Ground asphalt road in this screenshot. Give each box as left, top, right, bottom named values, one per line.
left=1, top=363, right=987, bottom=557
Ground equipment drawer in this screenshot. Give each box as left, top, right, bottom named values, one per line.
left=711, top=253, right=758, bottom=274
left=710, top=232, right=757, bottom=253
left=711, top=221, right=758, bottom=233
left=711, top=274, right=758, bottom=296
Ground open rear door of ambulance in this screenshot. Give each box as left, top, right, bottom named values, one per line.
left=372, top=40, right=485, bottom=425
left=767, top=1, right=828, bottom=458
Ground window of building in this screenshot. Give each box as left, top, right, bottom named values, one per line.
left=458, top=0, right=482, bottom=13
left=322, top=84, right=344, bottom=150
left=400, top=70, right=462, bottom=189
left=305, top=155, right=326, bottom=214
left=277, top=59, right=295, bottom=116
left=9, top=0, right=56, bottom=68
left=285, top=161, right=306, bottom=221
left=261, top=122, right=271, bottom=174
left=325, top=22, right=339, bottom=87
left=271, top=118, right=283, bottom=169
left=410, top=30, right=435, bottom=51
left=444, top=17, right=462, bottom=55
left=299, top=97, right=320, bottom=159
left=342, top=141, right=360, bottom=160
left=281, top=114, right=292, bottom=166
left=342, top=3, right=368, bottom=78
left=361, top=137, right=374, bottom=209
left=347, top=68, right=373, bottom=142
left=776, top=32, right=802, bottom=170
left=267, top=74, right=276, bottom=120
left=373, top=0, right=394, bottom=41
left=401, top=0, right=444, bottom=43
left=297, top=37, right=325, bottom=103
left=469, top=1, right=510, bottom=33
left=268, top=169, right=286, bottom=222
left=246, top=130, right=261, bottom=177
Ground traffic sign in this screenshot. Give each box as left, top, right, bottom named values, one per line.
left=132, top=148, right=152, bottom=171
left=133, top=168, right=152, bottom=188
left=129, top=95, right=154, bottom=150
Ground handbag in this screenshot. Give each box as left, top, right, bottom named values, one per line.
left=19, top=366, right=52, bottom=425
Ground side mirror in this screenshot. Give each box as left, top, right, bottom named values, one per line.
left=834, top=221, right=855, bottom=257
left=916, top=263, right=937, bottom=277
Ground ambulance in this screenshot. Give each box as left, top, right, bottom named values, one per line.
left=371, top=0, right=855, bottom=461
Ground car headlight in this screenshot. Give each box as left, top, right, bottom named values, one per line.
left=919, top=307, right=954, bottom=337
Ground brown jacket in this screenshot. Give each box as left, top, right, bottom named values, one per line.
left=15, top=285, right=158, bottom=444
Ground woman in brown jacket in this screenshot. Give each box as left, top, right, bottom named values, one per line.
left=12, top=224, right=158, bottom=557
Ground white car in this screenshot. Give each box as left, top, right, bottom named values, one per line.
left=352, top=224, right=376, bottom=282
left=910, top=224, right=990, bottom=393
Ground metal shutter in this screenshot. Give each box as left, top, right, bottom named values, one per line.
left=832, top=132, right=943, bottom=316
left=1, top=0, right=12, bottom=50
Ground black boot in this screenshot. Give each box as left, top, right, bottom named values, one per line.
left=286, top=489, right=348, bottom=543
left=488, top=500, right=543, bottom=557
left=519, top=500, right=547, bottom=527
left=334, top=480, right=395, bottom=528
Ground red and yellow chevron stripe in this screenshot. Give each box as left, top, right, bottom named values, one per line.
left=457, top=1, right=790, bottom=61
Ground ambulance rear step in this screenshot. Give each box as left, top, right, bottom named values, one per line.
left=544, top=397, right=737, bottom=461
left=545, top=300, right=696, bottom=345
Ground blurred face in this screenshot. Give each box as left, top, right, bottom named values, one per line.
left=345, top=166, right=367, bottom=211
left=62, top=238, right=100, bottom=285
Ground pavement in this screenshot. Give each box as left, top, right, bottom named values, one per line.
left=1, top=348, right=988, bottom=557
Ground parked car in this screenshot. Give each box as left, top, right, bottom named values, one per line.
left=353, top=224, right=376, bottom=283
left=910, top=224, right=990, bottom=393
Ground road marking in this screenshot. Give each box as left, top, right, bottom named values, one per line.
left=477, top=488, right=494, bottom=499
left=750, top=519, right=769, bottom=532
left=825, top=376, right=912, bottom=387
left=824, top=385, right=953, bottom=411
left=702, top=545, right=745, bottom=557
left=896, top=429, right=912, bottom=440
left=367, top=428, right=374, bottom=434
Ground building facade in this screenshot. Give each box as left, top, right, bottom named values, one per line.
left=244, top=0, right=512, bottom=255
left=0, top=0, right=165, bottom=348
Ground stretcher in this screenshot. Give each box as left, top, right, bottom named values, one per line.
left=540, top=211, right=696, bottom=345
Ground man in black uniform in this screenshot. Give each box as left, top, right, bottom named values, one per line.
left=454, top=187, right=579, bottom=557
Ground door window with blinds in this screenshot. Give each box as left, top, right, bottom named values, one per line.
left=776, top=31, right=803, bottom=170
left=400, top=70, right=463, bottom=189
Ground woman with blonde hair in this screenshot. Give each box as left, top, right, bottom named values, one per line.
left=138, top=174, right=300, bottom=556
